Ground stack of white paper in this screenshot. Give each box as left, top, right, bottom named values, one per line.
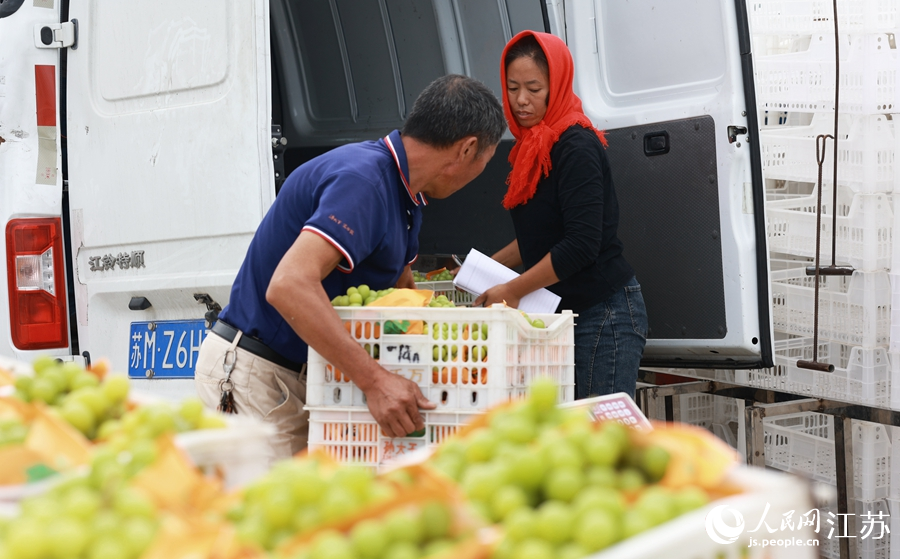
left=452, top=248, right=562, bottom=313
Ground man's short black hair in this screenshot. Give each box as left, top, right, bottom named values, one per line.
left=402, top=74, right=505, bottom=154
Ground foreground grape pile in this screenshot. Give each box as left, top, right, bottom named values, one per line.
left=0, top=354, right=737, bottom=559
left=429, top=379, right=710, bottom=559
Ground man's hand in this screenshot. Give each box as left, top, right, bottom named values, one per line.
left=362, top=370, right=436, bottom=437
left=474, top=282, right=520, bottom=309
left=395, top=265, right=416, bottom=289
left=269, top=233, right=435, bottom=438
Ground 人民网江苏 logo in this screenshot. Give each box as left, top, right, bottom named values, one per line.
left=706, top=505, right=746, bottom=544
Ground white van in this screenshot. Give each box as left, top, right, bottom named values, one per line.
left=0, top=0, right=772, bottom=400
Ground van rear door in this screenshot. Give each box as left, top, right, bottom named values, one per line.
left=64, top=0, right=274, bottom=396
left=546, top=0, right=773, bottom=368
left=0, top=1, right=71, bottom=361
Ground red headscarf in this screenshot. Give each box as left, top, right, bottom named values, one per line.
left=501, top=30, right=607, bottom=209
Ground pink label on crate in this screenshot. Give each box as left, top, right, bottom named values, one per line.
left=587, top=394, right=652, bottom=430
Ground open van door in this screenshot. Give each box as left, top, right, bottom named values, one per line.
left=0, top=0, right=71, bottom=361
left=64, top=0, right=274, bottom=396
left=545, top=0, right=773, bottom=369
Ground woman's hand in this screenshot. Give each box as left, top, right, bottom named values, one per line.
left=474, top=283, right=521, bottom=309
left=473, top=253, right=559, bottom=310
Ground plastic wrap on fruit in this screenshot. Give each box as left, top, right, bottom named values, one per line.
left=640, top=421, right=739, bottom=491
left=0, top=398, right=92, bottom=485
left=130, top=436, right=226, bottom=512
left=366, top=288, right=434, bottom=308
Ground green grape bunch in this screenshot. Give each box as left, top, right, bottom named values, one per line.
left=289, top=500, right=460, bottom=559
left=13, top=356, right=131, bottom=440
left=428, top=270, right=454, bottom=282
left=229, top=459, right=400, bottom=551
left=12, top=355, right=225, bottom=443
left=428, top=379, right=709, bottom=559
left=97, top=398, right=226, bottom=452
left=0, top=458, right=161, bottom=559
left=331, top=285, right=395, bottom=307
left=427, top=295, right=455, bottom=308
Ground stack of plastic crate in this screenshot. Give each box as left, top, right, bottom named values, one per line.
left=746, top=1, right=898, bottom=410
left=304, top=305, right=575, bottom=470
left=762, top=413, right=892, bottom=559
left=745, top=5, right=898, bottom=556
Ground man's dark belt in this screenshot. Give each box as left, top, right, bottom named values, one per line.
left=211, top=320, right=305, bottom=374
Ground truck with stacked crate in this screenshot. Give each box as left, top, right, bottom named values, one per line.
left=0, top=0, right=773, bottom=403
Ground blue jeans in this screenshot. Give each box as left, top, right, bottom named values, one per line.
left=574, top=276, right=648, bottom=400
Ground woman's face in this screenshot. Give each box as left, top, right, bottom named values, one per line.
left=506, top=56, right=549, bottom=128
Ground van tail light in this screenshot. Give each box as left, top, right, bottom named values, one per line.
left=6, top=218, right=68, bottom=350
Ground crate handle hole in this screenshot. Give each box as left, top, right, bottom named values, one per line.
left=471, top=391, right=478, bottom=405
left=441, top=390, right=448, bottom=405
left=333, top=387, right=341, bottom=403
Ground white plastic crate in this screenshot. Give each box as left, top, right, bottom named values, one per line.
left=856, top=498, right=891, bottom=559
left=306, top=306, right=575, bottom=410
left=678, top=393, right=714, bottom=428
left=891, top=352, right=900, bottom=411
left=748, top=0, right=900, bottom=35
left=889, top=498, right=900, bottom=559
left=855, top=422, right=893, bottom=503
left=819, top=499, right=891, bottom=559
left=713, top=396, right=743, bottom=449
left=753, top=34, right=809, bottom=57
left=890, top=275, right=900, bottom=355
left=761, top=114, right=897, bottom=193
left=755, top=34, right=899, bottom=114
left=307, top=406, right=480, bottom=470
left=765, top=412, right=835, bottom=483
left=766, top=179, right=816, bottom=202
left=766, top=190, right=892, bottom=271
left=174, top=415, right=276, bottom=490
left=675, top=393, right=741, bottom=449
left=763, top=338, right=891, bottom=405
left=413, top=280, right=476, bottom=307
left=764, top=414, right=891, bottom=501
left=889, top=425, right=900, bottom=500
left=771, top=269, right=892, bottom=347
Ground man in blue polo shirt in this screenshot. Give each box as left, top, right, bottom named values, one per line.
left=194, top=75, right=505, bottom=459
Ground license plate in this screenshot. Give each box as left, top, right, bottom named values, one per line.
left=128, top=319, right=208, bottom=379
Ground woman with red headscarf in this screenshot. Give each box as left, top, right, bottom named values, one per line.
left=474, top=31, right=648, bottom=399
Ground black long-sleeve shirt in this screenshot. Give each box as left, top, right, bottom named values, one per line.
left=510, top=125, right=634, bottom=313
